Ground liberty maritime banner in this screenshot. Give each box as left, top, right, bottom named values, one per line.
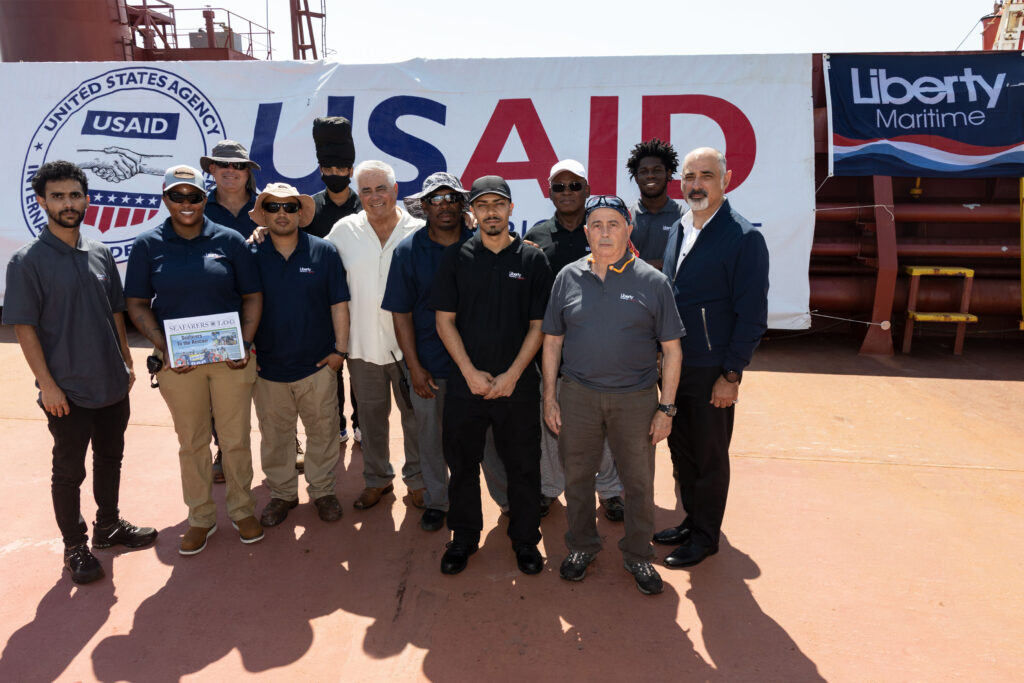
left=825, top=52, right=1024, bottom=178
left=0, top=55, right=813, bottom=328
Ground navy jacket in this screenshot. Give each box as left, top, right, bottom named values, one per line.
left=662, top=198, right=769, bottom=370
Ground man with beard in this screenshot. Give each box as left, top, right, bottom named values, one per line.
left=524, top=160, right=624, bottom=523
left=657, top=147, right=769, bottom=568
left=248, top=183, right=350, bottom=526
left=626, top=139, right=685, bottom=270
left=327, top=160, right=425, bottom=510
left=5, top=160, right=157, bottom=584
left=304, top=117, right=361, bottom=444
left=383, top=173, right=510, bottom=531
left=431, top=176, right=552, bottom=576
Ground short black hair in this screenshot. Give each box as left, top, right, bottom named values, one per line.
left=625, top=138, right=679, bottom=180
left=32, top=160, right=89, bottom=197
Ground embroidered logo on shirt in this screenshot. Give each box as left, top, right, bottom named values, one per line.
left=299, top=267, right=314, bottom=274
left=620, top=293, right=636, bottom=301
left=95, top=273, right=109, bottom=282
left=508, top=271, right=524, bottom=280
left=205, top=252, right=224, bottom=260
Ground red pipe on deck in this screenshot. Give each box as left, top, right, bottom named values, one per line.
left=809, top=277, right=1021, bottom=314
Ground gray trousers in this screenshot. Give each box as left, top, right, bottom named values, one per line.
left=348, top=358, right=422, bottom=490
left=540, top=377, right=623, bottom=499
left=558, top=378, right=658, bottom=562
left=411, top=378, right=509, bottom=511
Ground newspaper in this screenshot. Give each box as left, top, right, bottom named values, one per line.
left=163, top=312, right=244, bottom=368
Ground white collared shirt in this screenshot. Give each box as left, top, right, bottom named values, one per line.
left=326, top=208, right=425, bottom=364
left=674, top=200, right=724, bottom=276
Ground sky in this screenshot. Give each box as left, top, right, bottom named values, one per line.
left=196, top=0, right=995, bottom=63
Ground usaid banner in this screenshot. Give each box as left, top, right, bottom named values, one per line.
left=0, top=55, right=813, bottom=328
left=825, top=52, right=1024, bottom=177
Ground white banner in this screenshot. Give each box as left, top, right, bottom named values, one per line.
left=0, top=55, right=813, bottom=328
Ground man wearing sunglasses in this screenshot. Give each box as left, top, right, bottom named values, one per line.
left=626, top=138, right=685, bottom=270
left=525, top=160, right=625, bottom=524
left=383, top=173, right=510, bottom=532
left=542, top=194, right=683, bottom=594
left=658, top=147, right=769, bottom=568
left=247, top=183, right=350, bottom=526
left=200, top=140, right=261, bottom=238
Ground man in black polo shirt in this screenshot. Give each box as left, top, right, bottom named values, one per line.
left=542, top=195, right=684, bottom=595
left=303, top=116, right=361, bottom=444
left=4, top=160, right=157, bottom=584
left=626, top=138, right=685, bottom=270
left=525, top=160, right=624, bottom=522
left=249, top=183, right=351, bottom=526
left=431, top=175, right=552, bottom=576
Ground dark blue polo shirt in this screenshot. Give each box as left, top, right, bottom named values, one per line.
left=204, top=188, right=258, bottom=238
left=251, top=232, right=350, bottom=382
left=381, top=226, right=472, bottom=380
left=124, top=217, right=261, bottom=325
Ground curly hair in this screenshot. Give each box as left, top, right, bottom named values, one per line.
left=31, top=160, right=89, bottom=197
left=625, top=138, right=679, bottom=180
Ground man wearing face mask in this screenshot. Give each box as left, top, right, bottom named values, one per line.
left=304, top=117, right=361, bottom=443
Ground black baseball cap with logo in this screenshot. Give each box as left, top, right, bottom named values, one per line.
left=468, top=175, right=512, bottom=203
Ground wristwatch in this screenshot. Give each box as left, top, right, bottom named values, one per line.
left=657, top=403, right=677, bottom=417
left=721, top=369, right=741, bottom=383
left=330, top=349, right=349, bottom=359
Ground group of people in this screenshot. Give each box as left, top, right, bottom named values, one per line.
left=6, top=120, right=769, bottom=596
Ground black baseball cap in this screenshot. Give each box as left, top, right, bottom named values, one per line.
left=469, top=175, right=512, bottom=203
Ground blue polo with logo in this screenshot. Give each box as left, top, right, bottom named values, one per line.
left=204, top=188, right=258, bottom=237
left=251, top=231, right=350, bottom=382
left=382, top=226, right=472, bottom=379
left=124, top=217, right=261, bottom=324
left=542, top=252, right=685, bottom=392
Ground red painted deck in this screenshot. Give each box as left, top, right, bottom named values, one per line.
left=0, top=327, right=1021, bottom=682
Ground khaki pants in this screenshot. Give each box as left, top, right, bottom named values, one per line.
left=158, top=360, right=257, bottom=527
left=254, top=366, right=340, bottom=501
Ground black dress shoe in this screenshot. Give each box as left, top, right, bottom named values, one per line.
left=539, top=495, right=556, bottom=518
left=440, top=540, right=478, bottom=575
left=420, top=508, right=446, bottom=532
left=514, top=544, right=544, bottom=574
left=653, top=524, right=690, bottom=545
left=664, top=540, right=718, bottom=568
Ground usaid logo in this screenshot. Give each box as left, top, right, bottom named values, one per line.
left=21, top=66, right=225, bottom=262
left=850, top=67, right=1006, bottom=109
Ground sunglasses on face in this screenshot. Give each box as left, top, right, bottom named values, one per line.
left=213, top=161, right=249, bottom=170
left=165, top=191, right=206, bottom=204
left=550, top=181, right=584, bottom=193
left=424, top=192, right=461, bottom=206
left=263, top=201, right=300, bottom=214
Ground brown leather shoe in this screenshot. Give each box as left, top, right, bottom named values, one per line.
left=231, top=516, right=265, bottom=544
left=260, top=498, right=298, bottom=527
left=314, top=494, right=343, bottom=522
left=353, top=483, right=394, bottom=509
left=179, top=523, right=217, bottom=556
left=409, top=488, right=427, bottom=509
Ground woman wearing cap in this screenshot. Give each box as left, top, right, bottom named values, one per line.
left=124, top=164, right=264, bottom=556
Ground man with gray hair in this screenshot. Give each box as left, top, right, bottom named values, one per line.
left=326, top=161, right=425, bottom=510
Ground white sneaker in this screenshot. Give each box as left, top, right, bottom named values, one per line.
left=353, top=427, right=362, bottom=443
left=338, top=429, right=349, bottom=443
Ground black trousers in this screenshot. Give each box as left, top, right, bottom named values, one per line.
left=43, top=395, right=130, bottom=547
left=443, top=396, right=541, bottom=547
left=666, top=365, right=734, bottom=548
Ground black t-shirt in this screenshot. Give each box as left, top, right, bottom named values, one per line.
left=304, top=189, right=361, bottom=238
left=430, top=232, right=552, bottom=402
left=524, top=215, right=590, bottom=277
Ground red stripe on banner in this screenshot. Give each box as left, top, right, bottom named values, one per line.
left=84, top=205, right=98, bottom=227
left=114, top=207, right=131, bottom=228
left=130, top=208, right=147, bottom=225
left=97, top=207, right=114, bottom=233
left=833, top=133, right=1024, bottom=155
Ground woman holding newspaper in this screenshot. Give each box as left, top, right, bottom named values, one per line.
left=124, top=165, right=264, bottom=556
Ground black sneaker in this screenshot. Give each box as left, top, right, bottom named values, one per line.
left=559, top=551, right=595, bottom=581
left=420, top=508, right=446, bottom=532
left=623, top=559, right=664, bottom=595
left=601, top=495, right=625, bottom=522
left=539, top=495, right=556, bottom=518
left=64, top=544, right=104, bottom=584
left=92, top=518, right=158, bottom=550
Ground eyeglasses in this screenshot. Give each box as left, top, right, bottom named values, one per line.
left=213, top=161, right=249, bottom=170
left=263, top=201, right=300, bottom=214
left=165, top=191, right=206, bottom=204
left=424, top=192, right=461, bottom=206
left=550, top=181, right=584, bottom=193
